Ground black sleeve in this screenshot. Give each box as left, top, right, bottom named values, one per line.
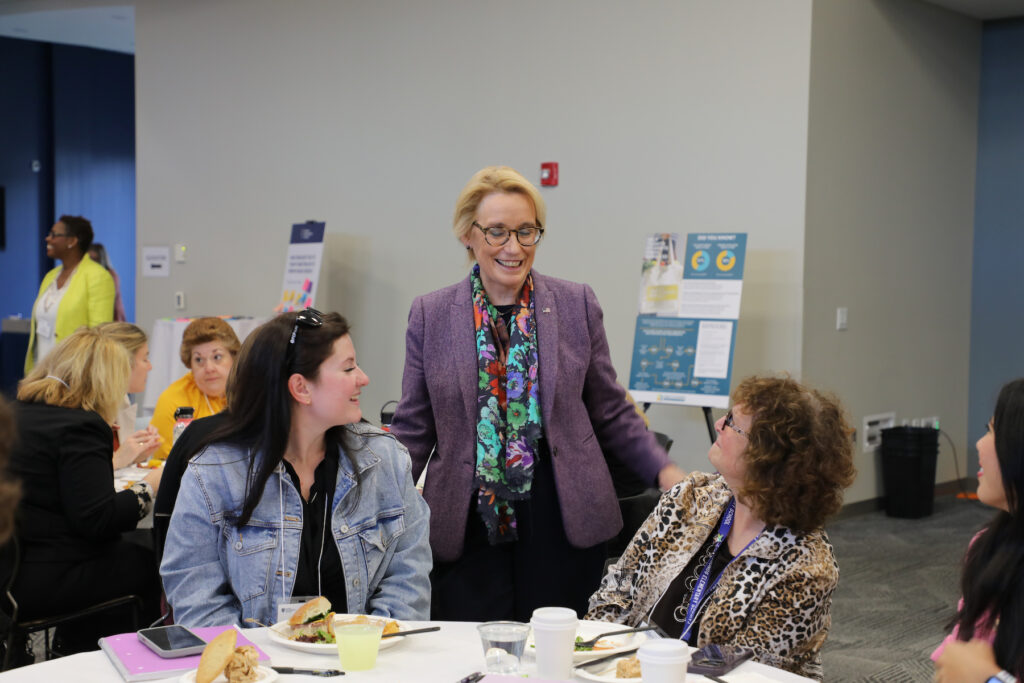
left=57, top=414, right=139, bottom=539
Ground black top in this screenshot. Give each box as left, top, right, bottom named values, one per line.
left=9, top=402, right=142, bottom=563
left=282, top=451, right=347, bottom=609
left=494, top=304, right=516, bottom=330
left=154, top=413, right=227, bottom=518
left=648, top=515, right=734, bottom=644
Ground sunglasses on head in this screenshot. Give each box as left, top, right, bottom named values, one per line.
left=286, top=307, right=324, bottom=369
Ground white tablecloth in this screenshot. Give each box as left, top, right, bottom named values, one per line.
left=0, top=622, right=814, bottom=682
left=141, top=317, right=267, bottom=412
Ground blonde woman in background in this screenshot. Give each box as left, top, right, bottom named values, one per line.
left=2, top=327, right=163, bottom=654
left=96, top=322, right=163, bottom=469
left=150, top=317, right=240, bottom=460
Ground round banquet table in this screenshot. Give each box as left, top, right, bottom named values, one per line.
left=141, top=317, right=267, bottom=413
left=0, top=621, right=815, bottom=682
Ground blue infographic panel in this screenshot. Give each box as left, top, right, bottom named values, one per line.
left=627, top=316, right=736, bottom=408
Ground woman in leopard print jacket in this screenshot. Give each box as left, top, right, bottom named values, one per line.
left=587, top=376, right=856, bottom=681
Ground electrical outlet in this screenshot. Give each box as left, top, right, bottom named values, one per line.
left=862, top=412, right=895, bottom=453
left=175, top=291, right=186, bottom=310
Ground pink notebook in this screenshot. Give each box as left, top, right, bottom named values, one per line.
left=100, top=626, right=269, bottom=682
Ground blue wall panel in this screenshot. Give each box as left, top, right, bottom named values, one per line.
left=52, top=44, right=136, bottom=321
left=968, top=19, right=1024, bottom=472
left=0, top=38, right=52, bottom=321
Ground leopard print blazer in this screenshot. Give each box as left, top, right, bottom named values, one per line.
left=586, top=471, right=838, bottom=681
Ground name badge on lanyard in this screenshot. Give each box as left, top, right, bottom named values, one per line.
left=679, top=498, right=759, bottom=641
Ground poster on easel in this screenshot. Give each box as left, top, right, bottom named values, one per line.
left=628, top=232, right=747, bottom=409
left=276, top=221, right=325, bottom=313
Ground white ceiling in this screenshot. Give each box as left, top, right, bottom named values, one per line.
left=0, top=6, right=134, bottom=54
left=0, top=1, right=1020, bottom=57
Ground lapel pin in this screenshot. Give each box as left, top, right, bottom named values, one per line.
left=543, top=307, right=551, bottom=313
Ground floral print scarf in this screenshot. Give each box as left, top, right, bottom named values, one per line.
left=470, top=265, right=543, bottom=544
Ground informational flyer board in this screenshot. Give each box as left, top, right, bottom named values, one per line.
left=276, top=222, right=325, bottom=313
left=628, top=232, right=747, bottom=408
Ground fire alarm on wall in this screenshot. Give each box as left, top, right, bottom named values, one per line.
left=540, top=162, right=558, bottom=186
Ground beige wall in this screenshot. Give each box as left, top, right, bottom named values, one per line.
left=131, top=0, right=815, bottom=473
left=803, top=0, right=979, bottom=503
left=3, top=0, right=984, bottom=502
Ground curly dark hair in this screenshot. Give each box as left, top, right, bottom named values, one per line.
left=731, top=375, right=856, bottom=532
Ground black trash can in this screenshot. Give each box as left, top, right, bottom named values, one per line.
left=880, top=426, right=939, bottom=518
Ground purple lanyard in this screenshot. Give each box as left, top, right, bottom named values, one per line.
left=680, top=498, right=758, bottom=641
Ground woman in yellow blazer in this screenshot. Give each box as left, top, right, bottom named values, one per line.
left=25, top=215, right=115, bottom=374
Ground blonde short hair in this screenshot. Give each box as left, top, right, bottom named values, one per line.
left=95, top=322, right=148, bottom=361
left=18, top=327, right=131, bottom=423
left=452, top=166, right=546, bottom=248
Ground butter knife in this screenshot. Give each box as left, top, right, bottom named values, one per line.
left=577, top=646, right=641, bottom=670
left=270, top=666, right=344, bottom=676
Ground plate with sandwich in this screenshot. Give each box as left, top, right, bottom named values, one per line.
left=181, top=628, right=277, bottom=683
left=267, top=596, right=405, bottom=655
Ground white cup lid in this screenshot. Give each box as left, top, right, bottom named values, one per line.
left=529, top=606, right=578, bottom=628
left=637, top=639, right=690, bottom=663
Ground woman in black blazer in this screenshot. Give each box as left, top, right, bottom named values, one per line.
left=4, top=327, right=163, bottom=655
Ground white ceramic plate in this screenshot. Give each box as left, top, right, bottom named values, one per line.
left=267, top=615, right=406, bottom=655
left=179, top=664, right=278, bottom=683
left=527, top=620, right=650, bottom=663
left=574, top=655, right=637, bottom=682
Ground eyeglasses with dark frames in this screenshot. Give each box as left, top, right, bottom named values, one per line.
left=286, top=307, right=324, bottom=369
left=724, top=410, right=748, bottom=438
left=46, top=230, right=70, bottom=239
left=472, top=221, right=544, bottom=247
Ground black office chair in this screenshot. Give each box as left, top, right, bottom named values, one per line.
left=605, top=431, right=673, bottom=560
left=607, top=487, right=663, bottom=560
left=0, top=537, right=143, bottom=670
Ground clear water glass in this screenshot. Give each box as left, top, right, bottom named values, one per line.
left=477, top=621, right=530, bottom=674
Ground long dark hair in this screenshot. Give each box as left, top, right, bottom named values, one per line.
left=194, top=311, right=361, bottom=527
left=955, top=378, right=1024, bottom=676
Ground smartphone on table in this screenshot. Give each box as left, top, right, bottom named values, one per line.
left=687, top=644, right=754, bottom=675
left=137, top=625, right=207, bottom=658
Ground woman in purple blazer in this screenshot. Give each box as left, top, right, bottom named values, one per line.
left=390, top=166, right=685, bottom=621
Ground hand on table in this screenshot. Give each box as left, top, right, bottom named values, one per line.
left=141, top=462, right=165, bottom=495
left=934, top=639, right=1002, bottom=683
left=113, top=426, right=163, bottom=470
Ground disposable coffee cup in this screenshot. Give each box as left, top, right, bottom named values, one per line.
left=530, top=606, right=577, bottom=680
left=637, top=639, right=690, bottom=683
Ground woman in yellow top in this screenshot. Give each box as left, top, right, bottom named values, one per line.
left=25, top=215, right=115, bottom=373
left=150, top=318, right=240, bottom=460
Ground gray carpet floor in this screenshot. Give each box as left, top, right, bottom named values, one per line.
left=821, top=495, right=994, bottom=682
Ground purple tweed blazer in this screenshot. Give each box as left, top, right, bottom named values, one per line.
left=390, top=271, right=670, bottom=563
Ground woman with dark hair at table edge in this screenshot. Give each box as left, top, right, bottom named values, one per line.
left=160, top=310, right=431, bottom=627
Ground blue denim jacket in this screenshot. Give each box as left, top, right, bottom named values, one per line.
left=160, top=423, right=432, bottom=627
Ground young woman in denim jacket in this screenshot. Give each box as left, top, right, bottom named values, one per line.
left=160, top=310, right=431, bottom=627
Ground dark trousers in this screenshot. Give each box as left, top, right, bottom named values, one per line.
left=11, top=539, right=160, bottom=653
left=430, top=453, right=606, bottom=622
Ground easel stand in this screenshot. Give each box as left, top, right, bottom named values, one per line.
left=643, top=404, right=718, bottom=445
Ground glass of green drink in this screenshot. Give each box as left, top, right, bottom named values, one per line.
left=334, top=616, right=386, bottom=671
